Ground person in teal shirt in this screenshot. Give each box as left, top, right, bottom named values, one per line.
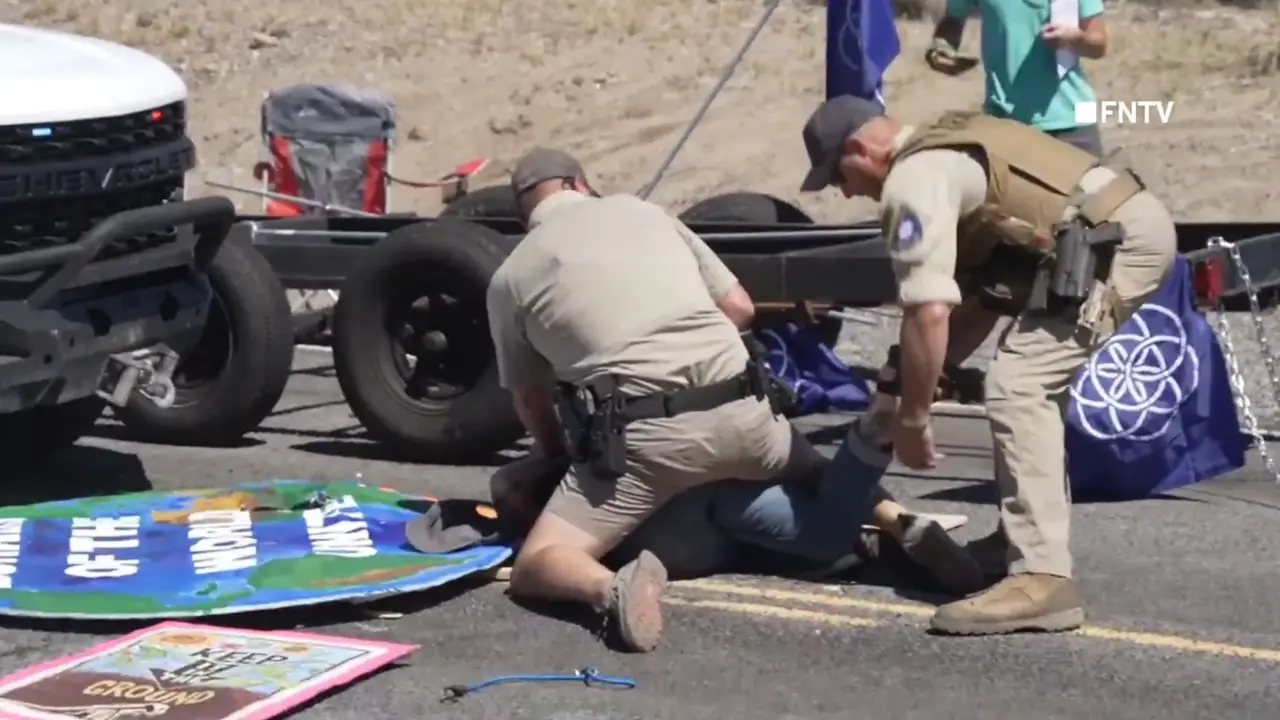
left=924, top=0, right=1111, bottom=157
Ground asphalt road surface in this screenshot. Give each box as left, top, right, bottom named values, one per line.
left=5, top=350, right=1280, bottom=719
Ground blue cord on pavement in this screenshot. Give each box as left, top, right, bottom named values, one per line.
left=441, top=668, right=636, bottom=703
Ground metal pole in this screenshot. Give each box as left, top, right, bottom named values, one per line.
left=205, top=180, right=382, bottom=218
left=636, top=0, right=785, bottom=200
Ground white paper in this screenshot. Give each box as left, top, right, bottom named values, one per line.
left=1051, top=0, right=1079, bottom=78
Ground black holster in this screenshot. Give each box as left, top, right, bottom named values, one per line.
left=1027, top=219, right=1125, bottom=317
left=554, top=379, right=629, bottom=481
left=741, top=331, right=791, bottom=416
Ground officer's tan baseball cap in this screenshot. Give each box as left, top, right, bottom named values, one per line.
left=799, top=96, right=886, bottom=192
left=510, top=147, right=586, bottom=196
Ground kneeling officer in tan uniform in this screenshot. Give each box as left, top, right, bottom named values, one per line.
left=797, top=96, right=1176, bottom=635
left=488, top=148, right=806, bottom=652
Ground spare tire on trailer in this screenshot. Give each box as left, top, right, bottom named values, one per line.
left=115, top=227, right=295, bottom=446
left=332, top=218, right=524, bottom=464
left=678, top=192, right=843, bottom=348
left=441, top=185, right=519, bottom=220
left=679, top=191, right=814, bottom=225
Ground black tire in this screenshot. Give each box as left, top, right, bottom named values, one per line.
left=678, top=191, right=814, bottom=224
left=0, top=397, right=104, bottom=469
left=679, top=192, right=841, bottom=347
left=115, top=229, right=294, bottom=445
left=440, top=185, right=519, bottom=220
left=332, top=219, right=524, bottom=463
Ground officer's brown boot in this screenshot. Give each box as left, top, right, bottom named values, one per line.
left=929, top=573, right=1084, bottom=636
left=603, top=550, right=668, bottom=652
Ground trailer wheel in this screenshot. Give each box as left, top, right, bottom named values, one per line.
left=115, top=230, right=294, bottom=445
left=332, top=219, right=524, bottom=463
left=678, top=192, right=814, bottom=225
left=0, top=398, right=104, bottom=469
left=441, top=185, right=519, bottom=220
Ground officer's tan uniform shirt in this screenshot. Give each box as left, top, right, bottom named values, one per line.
left=487, top=191, right=748, bottom=397
left=883, top=127, right=1173, bottom=322
left=486, top=191, right=800, bottom=546
left=880, top=125, right=1177, bottom=579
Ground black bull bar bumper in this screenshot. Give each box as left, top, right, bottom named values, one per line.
left=0, top=196, right=235, bottom=412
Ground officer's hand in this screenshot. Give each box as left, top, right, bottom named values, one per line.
left=890, top=413, right=939, bottom=470
left=924, top=39, right=980, bottom=76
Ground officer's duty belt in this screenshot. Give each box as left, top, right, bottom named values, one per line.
left=618, top=373, right=755, bottom=423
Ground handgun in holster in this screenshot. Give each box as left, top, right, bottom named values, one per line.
left=555, top=379, right=629, bottom=482
left=1027, top=219, right=1125, bottom=317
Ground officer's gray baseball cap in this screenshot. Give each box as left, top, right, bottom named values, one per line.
left=510, top=147, right=586, bottom=196
left=799, top=95, right=886, bottom=192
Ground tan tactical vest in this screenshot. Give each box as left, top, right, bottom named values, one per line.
left=891, top=111, right=1143, bottom=274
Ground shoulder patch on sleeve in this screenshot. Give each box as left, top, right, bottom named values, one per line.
left=886, top=207, right=924, bottom=253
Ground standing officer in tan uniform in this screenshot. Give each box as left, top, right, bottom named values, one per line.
left=798, top=96, right=1176, bottom=635
left=487, top=148, right=802, bottom=653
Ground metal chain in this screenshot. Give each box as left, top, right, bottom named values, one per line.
left=1207, top=237, right=1280, bottom=481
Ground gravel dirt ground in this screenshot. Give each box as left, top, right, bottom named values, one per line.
left=3, top=352, right=1278, bottom=719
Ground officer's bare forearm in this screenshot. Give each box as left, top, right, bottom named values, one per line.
left=717, top=283, right=756, bottom=329
left=511, top=385, right=565, bottom=457
left=945, top=299, right=1001, bottom=365
left=898, top=302, right=951, bottom=421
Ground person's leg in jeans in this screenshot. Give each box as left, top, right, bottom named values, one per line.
left=709, top=390, right=985, bottom=595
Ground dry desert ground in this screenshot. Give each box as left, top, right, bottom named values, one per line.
left=7, top=0, right=1280, bottom=423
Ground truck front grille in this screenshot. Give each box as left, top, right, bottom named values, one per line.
left=0, top=177, right=184, bottom=259
left=0, top=103, right=190, bottom=259
left=0, top=103, right=186, bottom=165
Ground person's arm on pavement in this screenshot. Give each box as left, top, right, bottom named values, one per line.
left=673, top=217, right=755, bottom=328
left=487, top=273, right=565, bottom=457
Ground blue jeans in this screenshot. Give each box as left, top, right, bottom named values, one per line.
left=608, top=422, right=893, bottom=576
left=710, top=422, right=893, bottom=566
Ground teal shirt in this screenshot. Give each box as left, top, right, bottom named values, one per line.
left=946, top=0, right=1104, bottom=131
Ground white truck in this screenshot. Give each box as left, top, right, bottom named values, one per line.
left=0, top=24, right=292, bottom=467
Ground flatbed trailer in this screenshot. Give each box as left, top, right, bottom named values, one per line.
left=239, top=190, right=1280, bottom=464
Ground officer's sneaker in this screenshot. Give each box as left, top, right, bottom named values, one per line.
left=895, top=513, right=985, bottom=596
left=929, top=573, right=1085, bottom=636
left=603, top=550, right=668, bottom=652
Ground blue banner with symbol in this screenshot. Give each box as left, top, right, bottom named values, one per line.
left=827, top=0, right=900, bottom=105
left=0, top=480, right=510, bottom=619
left=757, top=322, right=871, bottom=415
left=1066, top=257, right=1247, bottom=499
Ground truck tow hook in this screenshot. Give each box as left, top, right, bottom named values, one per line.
left=96, top=348, right=180, bottom=409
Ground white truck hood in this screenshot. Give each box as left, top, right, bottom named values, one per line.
left=0, top=23, right=187, bottom=126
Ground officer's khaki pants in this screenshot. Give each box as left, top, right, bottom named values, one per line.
left=985, top=192, right=1176, bottom=578
left=545, top=396, right=819, bottom=552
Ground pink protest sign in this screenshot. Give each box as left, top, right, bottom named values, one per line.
left=0, top=621, right=417, bottom=719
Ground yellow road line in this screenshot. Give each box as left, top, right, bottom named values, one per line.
left=664, top=597, right=877, bottom=627
left=678, top=579, right=1280, bottom=662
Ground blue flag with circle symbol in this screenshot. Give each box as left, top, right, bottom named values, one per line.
left=827, top=0, right=900, bottom=106
left=1066, top=257, right=1247, bottom=500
